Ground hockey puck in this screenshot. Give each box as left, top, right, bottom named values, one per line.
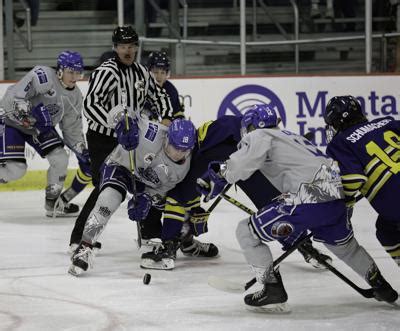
left=143, top=273, right=151, bottom=285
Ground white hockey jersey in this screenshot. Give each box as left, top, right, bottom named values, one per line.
left=224, top=128, right=344, bottom=204
left=107, top=115, right=191, bottom=201
left=0, top=65, right=85, bottom=149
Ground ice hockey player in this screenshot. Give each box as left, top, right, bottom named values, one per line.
left=197, top=104, right=398, bottom=312
left=138, top=51, right=186, bottom=245
left=141, top=115, right=332, bottom=270
left=0, top=50, right=90, bottom=217
left=144, top=51, right=184, bottom=125
left=62, top=53, right=184, bottom=217
left=324, top=95, right=400, bottom=267
left=68, top=116, right=196, bottom=276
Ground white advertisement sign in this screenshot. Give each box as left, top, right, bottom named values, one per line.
left=1, top=75, right=399, bottom=170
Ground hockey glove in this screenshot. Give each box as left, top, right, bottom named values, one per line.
left=77, top=149, right=92, bottom=177
left=188, top=207, right=210, bottom=236
left=115, top=116, right=139, bottom=151
left=196, top=161, right=228, bottom=202
left=31, top=103, right=53, bottom=133
left=128, top=192, right=152, bottom=222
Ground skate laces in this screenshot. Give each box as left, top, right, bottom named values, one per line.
left=183, top=239, right=209, bottom=256
left=252, top=287, right=267, bottom=300
left=51, top=196, right=69, bottom=218
left=142, top=239, right=163, bottom=250
left=49, top=197, right=64, bottom=219
left=74, top=245, right=94, bottom=268
left=153, top=242, right=164, bottom=255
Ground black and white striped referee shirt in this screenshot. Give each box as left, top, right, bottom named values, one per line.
left=83, top=56, right=173, bottom=137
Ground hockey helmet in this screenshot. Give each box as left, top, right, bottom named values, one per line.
left=165, top=119, right=196, bottom=162
left=241, top=104, right=279, bottom=136
left=147, top=51, right=170, bottom=72
left=112, top=26, right=139, bottom=45
left=324, top=96, right=366, bottom=133
left=57, top=50, right=84, bottom=73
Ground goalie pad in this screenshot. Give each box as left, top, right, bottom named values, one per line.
left=188, top=207, right=210, bottom=236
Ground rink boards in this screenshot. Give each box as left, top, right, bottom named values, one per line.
left=0, top=74, right=399, bottom=190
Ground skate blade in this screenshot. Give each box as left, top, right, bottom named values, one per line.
left=182, top=252, right=220, bottom=259
left=140, top=258, right=174, bottom=270
left=245, top=302, right=291, bottom=314
left=68, top=264, right=85, bottom=276
left=389, top=301, right=400, bottom=308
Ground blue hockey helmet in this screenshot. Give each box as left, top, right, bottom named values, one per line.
left=147, top=51, right=170, bottom=71
left=241, top=104, right=279, bottom=136
left=165, top=119, right=196, bottom=162
left=57, top=50, right=84, bottom=73
left=324, top=96, right=366, bottom=132
left=168, top=119, right=196, bottom=150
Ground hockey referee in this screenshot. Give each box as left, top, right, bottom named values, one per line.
left=69, top=25, right=173, bottom=250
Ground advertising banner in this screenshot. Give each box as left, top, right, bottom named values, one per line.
left=1, top=75, right=399, bottom=170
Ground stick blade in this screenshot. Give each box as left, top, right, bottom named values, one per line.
left=207, top=276, right=245, bottom=293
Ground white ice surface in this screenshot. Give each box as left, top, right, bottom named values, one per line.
left=0, top=189, right=399, bottom=331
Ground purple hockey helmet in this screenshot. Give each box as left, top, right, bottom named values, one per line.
left=57, top=50, right=84, bottom=73
left=165, top=119, right=196, bottom=162
left=168, top=119, right=196, bottom=150
left=241, top=104, right=278, bottom=136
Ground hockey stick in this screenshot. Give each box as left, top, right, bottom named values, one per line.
left=209, top=192, right=314, bottom=292
left=208, top=233, right=313, bottom=293
left=206, top=184, right=233, bottom=213
left=302, top=244, right=375, bottom=299
left=219, top=193, right=377, bottom=299
left=221, top=192, right=255, bottom=215
left=120, top=89, right=142, bottom=249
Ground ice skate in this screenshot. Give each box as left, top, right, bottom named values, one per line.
left=244, top=270, right=289, bottom=313
left=68, top=241, right=102, bottom=256
left=46, top=196, right=80, bottom=218
left=139, top=238, right=162, bottom=252
left=68, top=242, right=94, bottom=276
left=297, top=239, right=332, bottom=269
left=180, top=237, right=219, bottom=258
left=140, top=240, right=177, bottom=270
left=367, top=266, right=398, bottom=304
